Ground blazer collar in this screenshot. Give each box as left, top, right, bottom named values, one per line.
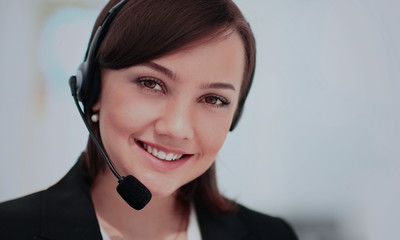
left=36, top=158, right=254, bottom=240
left=195, top=202, right=255, bottom=240
left=39, top=159, right=102, bottom=240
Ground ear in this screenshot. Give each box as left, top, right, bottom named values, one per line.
left=92, top=100, right=101, bottom=112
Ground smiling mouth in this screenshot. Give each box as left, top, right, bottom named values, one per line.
left=137, top=141, right=188, bottom=161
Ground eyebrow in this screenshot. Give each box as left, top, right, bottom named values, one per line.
left=141, top=61, right=176, bottom=80
left=140, top=61, right=236, bottom=91
left=201, top=82, right=236, bottom=91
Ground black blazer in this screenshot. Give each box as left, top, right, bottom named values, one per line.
left=0, top=160, right=298, bottom=240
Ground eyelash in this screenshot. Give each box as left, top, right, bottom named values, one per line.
left=134, top=76, right=230, bottom=108
left=199, top=95, right=231, bottom=108
left=135, top=77, right=166, bottom=93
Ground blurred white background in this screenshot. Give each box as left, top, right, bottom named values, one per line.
left=0, top=0, right=399, bottom=239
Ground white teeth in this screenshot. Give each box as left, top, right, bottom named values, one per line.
left=142, top=142, right=183, bottom=161
left=166, top=153, right=174, bottom=161
left=147, top=145, right=152, bottom=154
left=157, top=151, right=166, bottom=159
left=152, top=148, right=158, bottom=156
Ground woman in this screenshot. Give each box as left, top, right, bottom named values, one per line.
left=0, top=0, right=298, bottom=239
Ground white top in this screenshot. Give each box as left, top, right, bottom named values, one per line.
left=100, top=205, right=202, bottom=240
left=187, top=204, right=202, bottom=240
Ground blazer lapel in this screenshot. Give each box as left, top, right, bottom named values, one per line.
left=39, top=160, right=102, bottom=240
left=196, top=203, right=255, bottom=240
left=34, top=158, right=257, bottom=240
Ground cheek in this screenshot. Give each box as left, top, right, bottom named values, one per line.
left=196, top=115, right=231, bottom=157
left=206, top=131, right=228, bottom=157
left=193, top=104, right=238, bottom=160
left=102, top=95, right=161, bottom=131
left=98, top=96, right=164, bottom=160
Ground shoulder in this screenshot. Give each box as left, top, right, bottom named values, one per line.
left=0, top=191, right=43, bottom=237
left=196, top=201, right=298, bottom=240
left=236, top=204, right=298, bottom=239
left=0, top=160, right=102, bottom=239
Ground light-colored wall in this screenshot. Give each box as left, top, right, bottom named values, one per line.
left=1, top=1, right=399, bottom=239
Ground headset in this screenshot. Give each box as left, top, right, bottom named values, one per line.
left=70, top=0, right=251, bottom=131
left=68, top=0, right=253, bottom=210
left=69, top=0, right=152, bottom=210
left=74, top=0, right=128, bottom=109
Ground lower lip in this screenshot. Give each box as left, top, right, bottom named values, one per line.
left=135, top=141, right=190, bottom=171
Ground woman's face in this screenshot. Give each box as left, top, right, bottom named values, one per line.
left=94, top=32, right=245, bottom=198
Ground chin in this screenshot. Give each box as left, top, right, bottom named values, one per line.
left=149, top=187, right=180, bottom=200
left=141, top=179, right=181, bottom=200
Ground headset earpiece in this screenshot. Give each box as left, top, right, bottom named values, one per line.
left=71, top=0, right=128, bottom=110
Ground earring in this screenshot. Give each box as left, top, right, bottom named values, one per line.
left=91, top=113, right=99, bottom=123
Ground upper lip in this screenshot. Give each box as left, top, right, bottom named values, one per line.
left=136, top=139, right=192, bottom=156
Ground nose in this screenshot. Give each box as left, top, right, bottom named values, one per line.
left=154, top=100, right=194, bottom=140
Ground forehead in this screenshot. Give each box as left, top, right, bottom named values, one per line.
left=150, top=31, right=246, bottom=87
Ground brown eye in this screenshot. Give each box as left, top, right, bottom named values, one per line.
left=142, top=80, right=157, bottom=89
left=136, top=77, right=164, bottom=92
left=200, top=95, right=230, bottom=107
left=204, top=96, right=219, bottom=104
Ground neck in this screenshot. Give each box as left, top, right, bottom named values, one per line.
left=91, top=170, right=189, bottom=240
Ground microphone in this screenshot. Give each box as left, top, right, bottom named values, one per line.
left=69, top=76, right=152, bottom=210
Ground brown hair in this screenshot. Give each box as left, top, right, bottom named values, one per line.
left=82, top=0, right=256, bottom=215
